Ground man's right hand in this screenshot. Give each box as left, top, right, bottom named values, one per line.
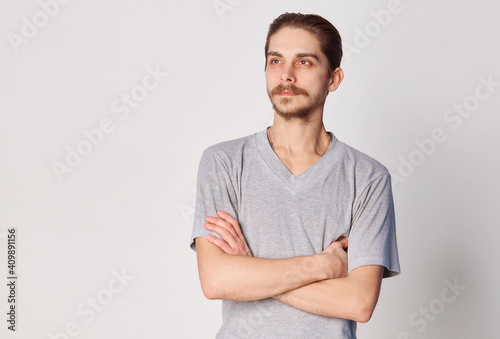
left=204, top=210, right=252, bottom=257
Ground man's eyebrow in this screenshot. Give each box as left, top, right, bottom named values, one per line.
left=267, top=51, right=320, bottom=62
left=296, top=53, right=320, bottom=61
left=267, top=51, right=282, bottom=58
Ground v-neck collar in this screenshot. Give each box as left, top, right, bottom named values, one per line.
left=255, top=127, right=345, bottom=192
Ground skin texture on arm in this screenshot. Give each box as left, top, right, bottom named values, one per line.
left=274, top=265, right=384, bottom=323
left=206, top=211, right=384, bottom=322
left=196, top=211, right=347, bottom=301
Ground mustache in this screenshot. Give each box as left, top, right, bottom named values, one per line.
left=271, top=84, right=309, bottom=96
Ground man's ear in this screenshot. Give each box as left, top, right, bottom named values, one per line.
left=328, top=67, right=344, bottom=92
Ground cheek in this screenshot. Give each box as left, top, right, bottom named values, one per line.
left=265, top=70, right=279, bottom=88
left=302, top=73, right=329, bottom=90
left=265, top=67, right=279, bottom=79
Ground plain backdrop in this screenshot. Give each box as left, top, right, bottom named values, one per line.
left=1, top=0, right=499, bottom=338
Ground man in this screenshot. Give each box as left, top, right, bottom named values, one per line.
left=190, top=12, right=400, bottom=338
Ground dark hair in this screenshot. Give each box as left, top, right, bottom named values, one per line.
left=264, top=12, right=343, bottom=73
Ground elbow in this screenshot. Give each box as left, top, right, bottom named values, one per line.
left=355, top=307, right=374, bottom=323
left=351, top=296, right=377, bottom=323
left=199, top=271, right=231, bottom=300
left=201, top=283, right=216, bottom=300
left=202, top=288, right=218, bottom=301
left=200, top=276, right=221, bottom=300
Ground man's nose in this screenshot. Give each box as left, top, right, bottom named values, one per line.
left=280, top=64, right=296, bottom=83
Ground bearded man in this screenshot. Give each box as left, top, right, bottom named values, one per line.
left=190, top=12, right=400, bottom=339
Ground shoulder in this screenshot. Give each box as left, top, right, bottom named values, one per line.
left=200, top=132, right=258, bottom=170
left=343, top=143, right=389, bottom=175
left=203, top=132, right=256, bottom=158
left=336, top=139, right=392, bottom=189
left=204, top=133, right=255, bottom=155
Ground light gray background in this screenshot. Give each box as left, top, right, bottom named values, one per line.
left=1, top=0, right=499, bottom=338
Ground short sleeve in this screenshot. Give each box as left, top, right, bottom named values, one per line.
left=189, top=148, right=239, bottom=251
left=347, top=173, right=400, bottom=278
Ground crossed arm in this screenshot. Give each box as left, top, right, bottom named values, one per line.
left=196, top=211, right=384, bottom=323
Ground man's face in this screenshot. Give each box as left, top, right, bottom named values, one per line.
left=265, top=26, right=334, bottom=121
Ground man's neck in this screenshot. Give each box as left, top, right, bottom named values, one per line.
left=269, top=111, right=330, bottom=158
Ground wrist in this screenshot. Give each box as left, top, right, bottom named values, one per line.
left=314, top=254, right=333, bottom=280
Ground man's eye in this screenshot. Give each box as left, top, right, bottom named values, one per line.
left=270, top=59, right=280, bottom=64
left=299, top=60, right=311, bottom=65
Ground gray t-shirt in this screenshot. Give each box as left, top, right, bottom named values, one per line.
left=190, top=128, right=400, bottom=339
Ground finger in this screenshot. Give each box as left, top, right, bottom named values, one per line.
left=217, top=211, right=244, bottom=237
left=322, top=242, right=336, bottom=254
left=338, top=237, right=348, bottom=249
left=205, top=222, right=239, bottom=249
left=322, top=237, right=347, bottom=254
left=335, top=246, right=348, bottom=260
left=217, top=211, right=251, bottom=251
left=206, top=216, right=238, bottom=239
left=325, top=239, right=340, bottom=250
left=206, top=234, right=233, bottom=254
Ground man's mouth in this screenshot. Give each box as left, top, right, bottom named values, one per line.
left=272, top=85, right=308, bottom=97
left=279, top=90, right=299, bottom=96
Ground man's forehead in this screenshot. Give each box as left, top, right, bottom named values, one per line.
left=267, top=27, right=324, bottom=57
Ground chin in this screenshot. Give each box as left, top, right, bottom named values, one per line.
left=273, top=105, right=312, bottom=121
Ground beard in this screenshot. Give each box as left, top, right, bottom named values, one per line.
left=267, top=83, right=326, bottom=121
